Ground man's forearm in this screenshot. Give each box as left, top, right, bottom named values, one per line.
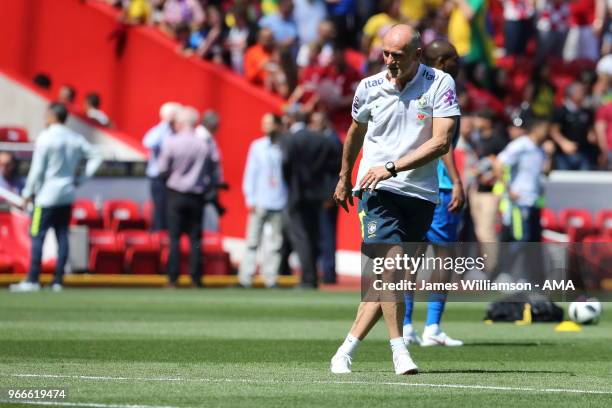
left=339, top=121, right=366, bottom=179
left=395, top=117, right=455, bottom=172
left=395, top=138, right=450, bottom=172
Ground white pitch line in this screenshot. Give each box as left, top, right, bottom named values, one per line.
left=3, top=373, right=612, bottom=396
left=0, top=400, right=179, bottom=408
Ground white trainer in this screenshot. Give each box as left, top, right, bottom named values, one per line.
left=403, top=327, right=422, bottom=346
left=9, top=281, right=41, bottom=292
left=421, top=330, right=463, bottom=347
left=330, top=352, right=352, bottom=374
left=51, top=283, right=63, bottom=292
left=393, top=351, right=418, bottom=375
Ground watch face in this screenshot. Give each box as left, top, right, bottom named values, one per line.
left=386, top=162, right=393, bottom=170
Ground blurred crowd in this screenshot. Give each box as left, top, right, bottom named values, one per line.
left=96, top=0, right=612, bottom=172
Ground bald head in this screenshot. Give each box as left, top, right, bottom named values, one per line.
left=423, top=40, right=459, bottom=78
left=383, top=24, right=421, bottom=54
left=382, top=25, right=422, bottom=85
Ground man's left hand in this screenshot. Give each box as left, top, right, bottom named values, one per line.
left=359, top=166, right=392, bottom=191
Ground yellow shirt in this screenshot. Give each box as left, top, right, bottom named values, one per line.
left=127, top=0, right=151, bottom=22
left=448, top=6, right=471, bottom=57
left=363, top=13, right=400, bottom=56
left=401, top=0, right=444, bottom=24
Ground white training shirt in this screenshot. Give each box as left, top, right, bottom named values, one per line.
left=352, top=64, right=460, bottom=203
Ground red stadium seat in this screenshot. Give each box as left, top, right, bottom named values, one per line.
left=120, top=230, right=160, bottom=274
left=594, top=210, right=612, bottom=236
left=71, top=199, right=103, bottom=229
left=540, top=208, right=559, bottom=232
left=0, top=252, right=13, bottom=273
left=154, top=231, right=229, bottom=276
left=103, top=200, right=147, bottom=231
left=0, top=127, right=28, bottom=143
left=88, top=229, right=125, bottom=274
left=558, top=209, right=593, bottom=242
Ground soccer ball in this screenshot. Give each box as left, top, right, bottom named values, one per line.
left=568, top=299, right=602, bottom=325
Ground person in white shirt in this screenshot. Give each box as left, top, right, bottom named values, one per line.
left=238, top=113, right=287, bottom=288
left=330, top=24, right=459, bottom=375
left=10, top=103, right=102, bottom=292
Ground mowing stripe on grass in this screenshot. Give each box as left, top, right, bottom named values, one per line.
left=4, top=373, right=612, bottom=395
left=0, top=400, right=179, bottom=408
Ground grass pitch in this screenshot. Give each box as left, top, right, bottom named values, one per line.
left=0, top=288, right=610, bottom=408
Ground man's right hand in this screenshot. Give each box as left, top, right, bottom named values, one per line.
left=333, top=177, right=354, bottom=213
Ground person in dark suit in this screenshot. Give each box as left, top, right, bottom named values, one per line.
left=281, top=111, right=340, bottom=289
left=309, top=112, right=342, bottom=284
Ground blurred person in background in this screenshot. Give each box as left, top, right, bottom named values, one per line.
left=325, top=0, right=358, bottom=49
left=157, top=106, right=216, bottom=288
left=0, top=152, right=24, bottom=196
left=196, top=110, right=226, bottom=231
left=296, top=20, right=336, bottom=71
left=550, top=82, right=597, bottom=170
left=226, top=6, right=258, bottom=74
left=447, top=0, right=495, bottom=83
left=160, top=0, right=205, bottom=37
left=495, top=116, right=552, bottom=243
left=84, top=92, right=111, bottom=127
left=143, top=102, right=181, bottom=231
left=259, top=0, right=299, bottom=51
left=10, top=103, right=102, bottom=293
left=293, top=0, right=328, bottom=46
left=309, top=112, right=342, bottom=284
left=523, top=65, right=556, bottom=119
left=361, top=0, right=403, bottom=64
left=182, top=5, right=228, bottom=64
left=238, top=113, right=287, bottom=288
left=281, top=109, right=339, bottom=289
left=469, top=108, right=507, bottom=274
left=57, top=85, right=77, bottom=107
left=245, top=28, right=289, bottom=96
left=563, top=0, right=603, bottom=62
left=401, top=0, right=445, bottom=26
left=535, top=0, right=570, bottom=64
left=121, top=0, right=153, bottom=24
left=595, top=77, right=612, bottom=169
left=501, top=0, right=536, bottom=59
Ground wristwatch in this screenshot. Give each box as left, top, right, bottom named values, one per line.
left=385, top=161, right=397, bottom=177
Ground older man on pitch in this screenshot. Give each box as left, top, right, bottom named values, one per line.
left=330, top=24, right=460, bottom=375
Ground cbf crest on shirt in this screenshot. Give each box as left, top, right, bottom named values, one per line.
left=351, top=64, right=460, bottom=204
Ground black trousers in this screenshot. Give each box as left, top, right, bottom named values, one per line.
left=166, top=189, right=204, bottom=285
left=27, top=205, right=72, bottom=285
left=285, top=201, right=322, bottom=287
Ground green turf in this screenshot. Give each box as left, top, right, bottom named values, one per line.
left=0, top=289, right=610, bottom=408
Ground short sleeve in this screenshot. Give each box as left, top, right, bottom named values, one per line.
left=351, top=80, right=371, bottom=123
left=497, top=139, right=524, bottom=167
left=433, top=73, right=460, bottom=118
